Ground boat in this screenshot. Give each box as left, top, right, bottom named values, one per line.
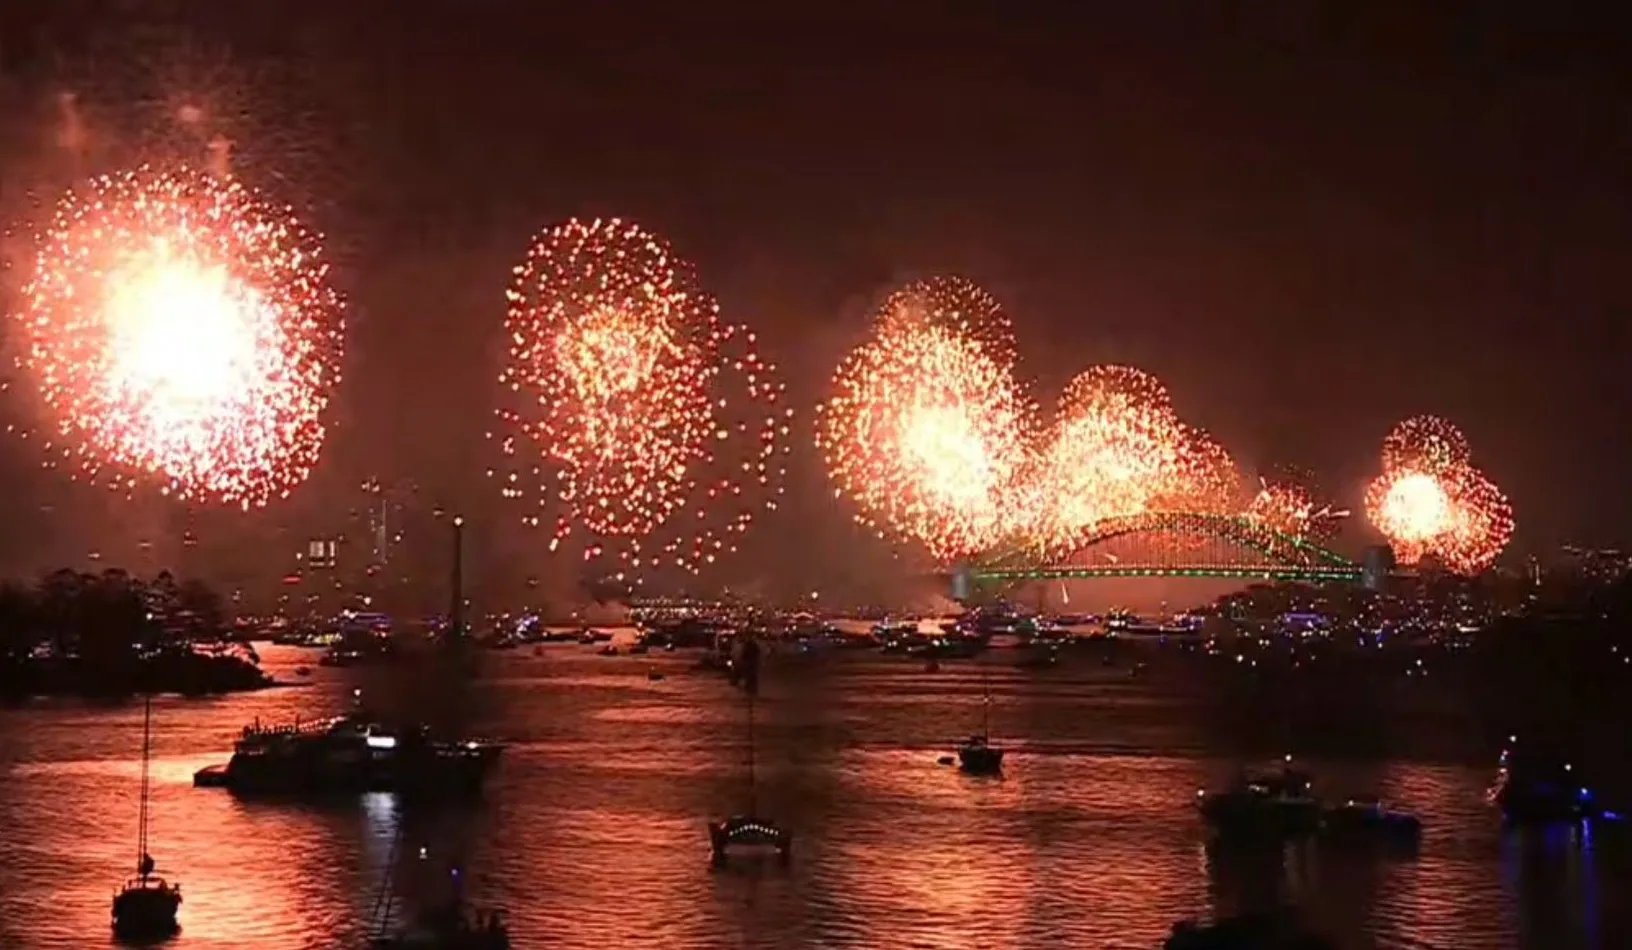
left=1490, top=736, right=1611, bottom=825
left=1197, top=757, right=1321, bottom=837
left=366, top=829, right=509, bottom=949
left=112, top=696, right=183, bottom=939
left=192, top=693, right=503, bottom=797
left=320, top=636, right=395, bottom=667
left=708, top=639, right=791, bottom=864
left=1320, top=796, right=1422, bottom=843
left=956, top=677, right=1004, bottom=775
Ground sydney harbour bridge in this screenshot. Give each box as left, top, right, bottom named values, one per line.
left=952, top=511, right=1396, bottom=600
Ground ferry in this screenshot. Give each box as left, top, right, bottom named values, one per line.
left=193, top=711, right=502, bottom=797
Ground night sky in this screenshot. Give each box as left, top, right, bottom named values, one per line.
left=1, top=3, right=1627, bottom=589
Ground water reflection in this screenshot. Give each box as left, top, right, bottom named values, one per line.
left=0, top=644, right=1626, bottom=948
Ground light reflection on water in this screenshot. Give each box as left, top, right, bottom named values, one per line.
left=0, top=642, right=1625, bottom=949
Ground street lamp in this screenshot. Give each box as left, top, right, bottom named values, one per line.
left=448, top=515, right=465, bottom=640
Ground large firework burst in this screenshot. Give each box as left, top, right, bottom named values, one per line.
left=1023, top=365, right=1238, bottom=555
left=9, top=165, right=343, bottom=508
left=492, top=217, right=788, bottom=574
left=1364, top=415, right=1512, bottom=573
left=816, top=277, right=1035, bottom=562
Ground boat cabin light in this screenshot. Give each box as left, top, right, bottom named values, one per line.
left=366, top=733, right=398, bottom=750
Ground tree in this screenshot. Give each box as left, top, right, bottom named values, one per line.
left=0, top=581, right=37, bottom=655
left=36, top=568, right=85, bottom=655
left=175, top=577, right=226, bottom=639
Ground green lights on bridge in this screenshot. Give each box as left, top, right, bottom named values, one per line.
left=972, top=565, right=1364, bottom=582
left=965, top=510, right=1367, bottom=584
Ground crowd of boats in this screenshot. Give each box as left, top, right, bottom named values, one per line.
left=1188, top=737, right=1623, bottom=851
left=109, top=686, right=509, bottom=947
left=103, top=609, right=1625, bottom=949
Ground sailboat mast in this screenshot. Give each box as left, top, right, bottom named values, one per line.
left=137, top=695, right=152, bottom=872
left=982, top=676, right=991, bottom=739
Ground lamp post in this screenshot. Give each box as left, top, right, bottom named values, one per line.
left=449, top=516, right=465, bottom=640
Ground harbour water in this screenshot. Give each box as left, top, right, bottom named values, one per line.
left=0, top=641, right=1622, bottom=949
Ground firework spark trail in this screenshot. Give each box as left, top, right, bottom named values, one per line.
left=1022, top=365, right=1239, bottom=556
left=492, top=217, right=788, bottom=575
left=9, top=165, right=343, bottom=508
left=1365, top=415, right=1513, bottom=573
left=816, top=277, right=1035, bottom=562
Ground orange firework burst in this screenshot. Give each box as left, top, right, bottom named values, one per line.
left=1023, top=365, right=1238, bottom=555
left=1364, top=415, right=1513, bottom=574
left=1246, top=465, right=1348, bottom=542
left=9, top=165, right=343, bottom=508
left=491, top=217, right=788, bottom=574
left=816, top=277, right=1035, bottom=562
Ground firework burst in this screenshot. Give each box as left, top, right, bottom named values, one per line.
left=9, top=165, right=343, bottom=508
left=1023, top=365, right=1238, bottom=555
left=492, top=217, right=788, bottom=574
left=1246, top=465, right=1348, bottom=542
left=1365, top=415, right=1512, bottom=573
left=816, top=277, right=1035, bottom=562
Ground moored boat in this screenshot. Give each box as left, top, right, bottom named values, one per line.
left=1320, top=796, right=1422, bottom=844
left=1197, top=757, right=1322, bottom=838
left=192, top=699, right=502, bottom=798
left=955, top=677, right=1004, bottom=775
left=112, top=697, right=182, bottom=939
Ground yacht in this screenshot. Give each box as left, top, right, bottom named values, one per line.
left=956, top=678, right=1004, bottom=775
left=1490, top=735, right=1613, bottom=825
left=709, top=639, right=791, bottom=864
left=1197, top=757, right=1321, bottom=837
left=1320, top=796, right=1422, bottom=843
left=193, top=699, right=502, bottom=797
left=112, top=697, right=182, bottom=939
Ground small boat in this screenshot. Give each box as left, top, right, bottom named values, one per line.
left=1197, top=757, right=1321, bottom=838
left=956, top=678, right=1004, bottom=775
left=709, top=639, right=791, bottom=864
left=647, top=670, right=666, bottom=682
left=708, top=814, right=792, bottom=863
left=1320, top=796, right=1422, bottom=843
left=366, top=841, right=509, bottom=949
left=294, top=666, right=313, bottom=677
left=112, top=696, right=183, bottom=939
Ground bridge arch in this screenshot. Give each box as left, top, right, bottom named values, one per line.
left=971, top=511, right=1362, bottom=583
